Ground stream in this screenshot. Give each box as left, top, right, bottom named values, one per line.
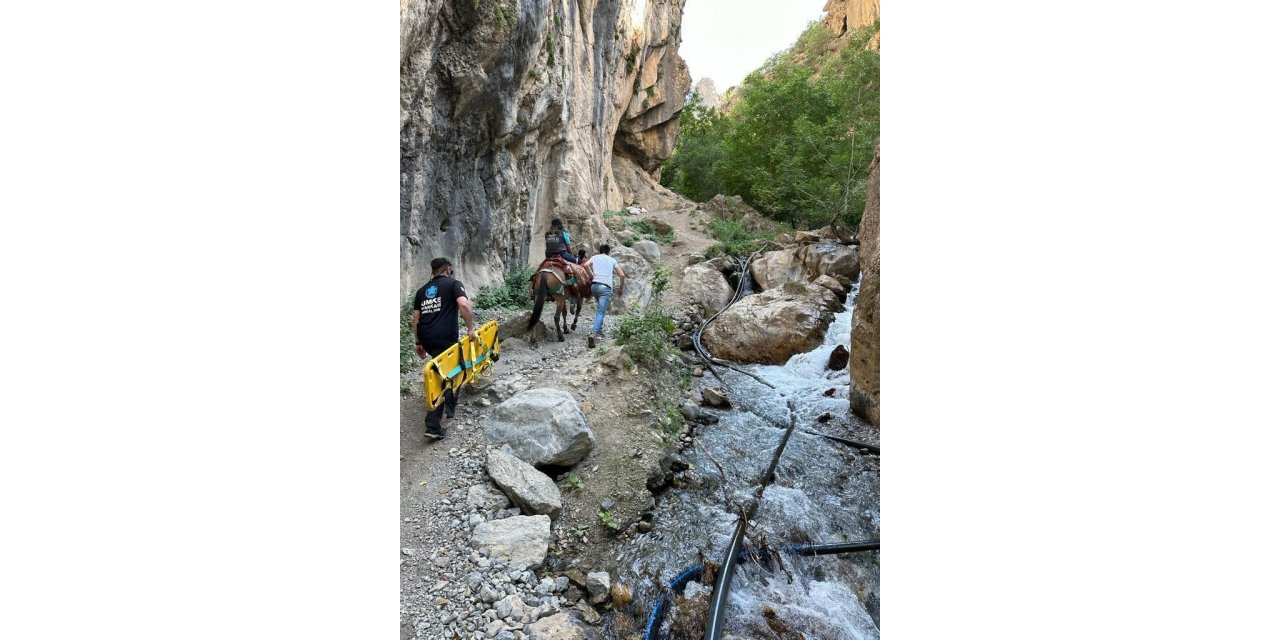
left=616, top=281, right=881, bottom=639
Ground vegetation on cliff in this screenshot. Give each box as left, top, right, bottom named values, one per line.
left=661, top=20, right=879, bottom=230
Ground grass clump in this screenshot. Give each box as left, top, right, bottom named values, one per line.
left=400, top=300, right=418, bottom=376
left=614, top=305, right=677, bottom=369
left=625, top=218, right=674, bottom=244
left=474, top=267, right=535, bottom=311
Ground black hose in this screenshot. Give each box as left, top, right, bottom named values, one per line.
left=642, top=539, right=879, bottom=640
left=703, top=398, right=799, bottom=640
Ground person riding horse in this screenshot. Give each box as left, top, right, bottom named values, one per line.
left=545, top=219, right=579, bottom=264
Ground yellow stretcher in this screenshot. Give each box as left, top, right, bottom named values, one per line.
left=423, top=319, right=501, bottom=411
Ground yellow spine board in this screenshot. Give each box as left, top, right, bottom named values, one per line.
left=423, top=319, right=501, bottom=411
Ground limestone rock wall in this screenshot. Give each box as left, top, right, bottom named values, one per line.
left=823, top=0, right=880, bottom=36
left=401, top=0, right=691, bottom=298
left=849, top=141, right=879, bottom=425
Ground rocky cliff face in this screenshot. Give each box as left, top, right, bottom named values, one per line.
left=849, top=141, right=879, bottom=426
left=400, top=0, right=690, bottom=298
left=823, top=0, right=880, bottom=37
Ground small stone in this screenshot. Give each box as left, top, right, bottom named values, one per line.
left=600, top=499, right=615, bottom=511
left=692, top=367, right=704, bottom=377
left=585, top=572, right=610, bottom=604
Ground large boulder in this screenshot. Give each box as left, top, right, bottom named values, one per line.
left=485, top=389, right=595, bottom=466
left=750, top=243, right=859, bottom=290
left=608, top=243, right=654, bottom=314
left=632, top=239, right=662, bottom=263
left=498, top=310, right=548, bottom=342
left=526, top=612, right=590, bottom=640
left=850, top=142, right=880, bottom=426
left=703, top=282, right=840, bottom=365
left=469, top=515, right=553, bottom=569
left=486, top=448, right=563, bottom=518
left=679, top=262, right=735, bottom=319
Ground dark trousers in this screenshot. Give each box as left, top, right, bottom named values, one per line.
left=424, top=341, right=460, bottom=431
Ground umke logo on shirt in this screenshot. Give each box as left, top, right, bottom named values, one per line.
left=421, top=285, right=442, bottom=314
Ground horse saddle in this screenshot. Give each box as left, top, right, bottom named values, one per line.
left=535, top=258, right=591, bottom=291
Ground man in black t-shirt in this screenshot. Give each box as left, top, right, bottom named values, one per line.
left=412, top=257, right=478, bottom=439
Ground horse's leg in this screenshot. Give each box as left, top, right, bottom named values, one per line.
left=552, top=295, right=563, bottom=342
left=557, top=297, right=566, bottom=342
left=571, top=292, right=582, bottom=331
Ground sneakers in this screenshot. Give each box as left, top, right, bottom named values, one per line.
left=424, top=415, right=446, bottom=440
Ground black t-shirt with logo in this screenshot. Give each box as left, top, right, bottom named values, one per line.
left=413, top=275, right=467, bottom=347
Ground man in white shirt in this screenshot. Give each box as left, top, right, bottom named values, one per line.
left=584, top=244, right=625, bottom=348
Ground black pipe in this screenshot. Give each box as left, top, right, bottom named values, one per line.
left=780, top=541, right=880, bottom=556
left=808, top=432, right=880, bottom=454
left=703, top=399, right=799, bottom=640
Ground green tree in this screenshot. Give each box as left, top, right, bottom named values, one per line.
left=661, top=21, right=879, bottom=230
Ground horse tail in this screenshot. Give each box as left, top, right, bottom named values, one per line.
left=528, top=274, right=549, bottom=330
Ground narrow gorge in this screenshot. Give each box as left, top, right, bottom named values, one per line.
left=401, top=2, right=881, bottom=639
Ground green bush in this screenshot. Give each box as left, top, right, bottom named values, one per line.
left=651, top=264, right=671, bottom=295
left=614, top=305, right=677, bottom=368
left=708, top=219, right=771, bottom=258
left=474, top=267, right=536, bottom=310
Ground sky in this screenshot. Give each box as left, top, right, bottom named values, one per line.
left=679, top=0, right=828, bottom=95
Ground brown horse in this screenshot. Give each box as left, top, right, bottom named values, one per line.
left=527, top=261, right=592, bottom=343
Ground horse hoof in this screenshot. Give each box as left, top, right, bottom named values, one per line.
left=558, top=336, right=565, bottom=342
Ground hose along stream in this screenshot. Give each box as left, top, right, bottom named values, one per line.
left=631, top=252, right=880, bottom=640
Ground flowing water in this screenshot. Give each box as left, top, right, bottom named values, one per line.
left=616, top=281, right=881, bottom=639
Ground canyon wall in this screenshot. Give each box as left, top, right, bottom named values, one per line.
left=849, top=141, right=879, bottom=426
left=400, top=0, right=690, bottom=297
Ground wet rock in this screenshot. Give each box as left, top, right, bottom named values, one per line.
left=632, top=239, right=661, bottom=263
left=469, top=515, right=553, bottom=569
left=485, top=389, right=595, bottom=466
left=701, top=386, right=731, bottom=408
left=813, top=274, right=847, bottom=296
left=486, top=448, right=563, bottom=518
left=703, top=282, right=840, bottom=365
left=585, top=572, right=611, bottom=604
left=828, top=344, right=850, bottom=371
left=680, top=402, right=702, bottom=421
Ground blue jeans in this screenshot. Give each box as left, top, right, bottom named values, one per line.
left=591, top=283, right=612, bottom=335
left=557, top=251, right=579, bottom=264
